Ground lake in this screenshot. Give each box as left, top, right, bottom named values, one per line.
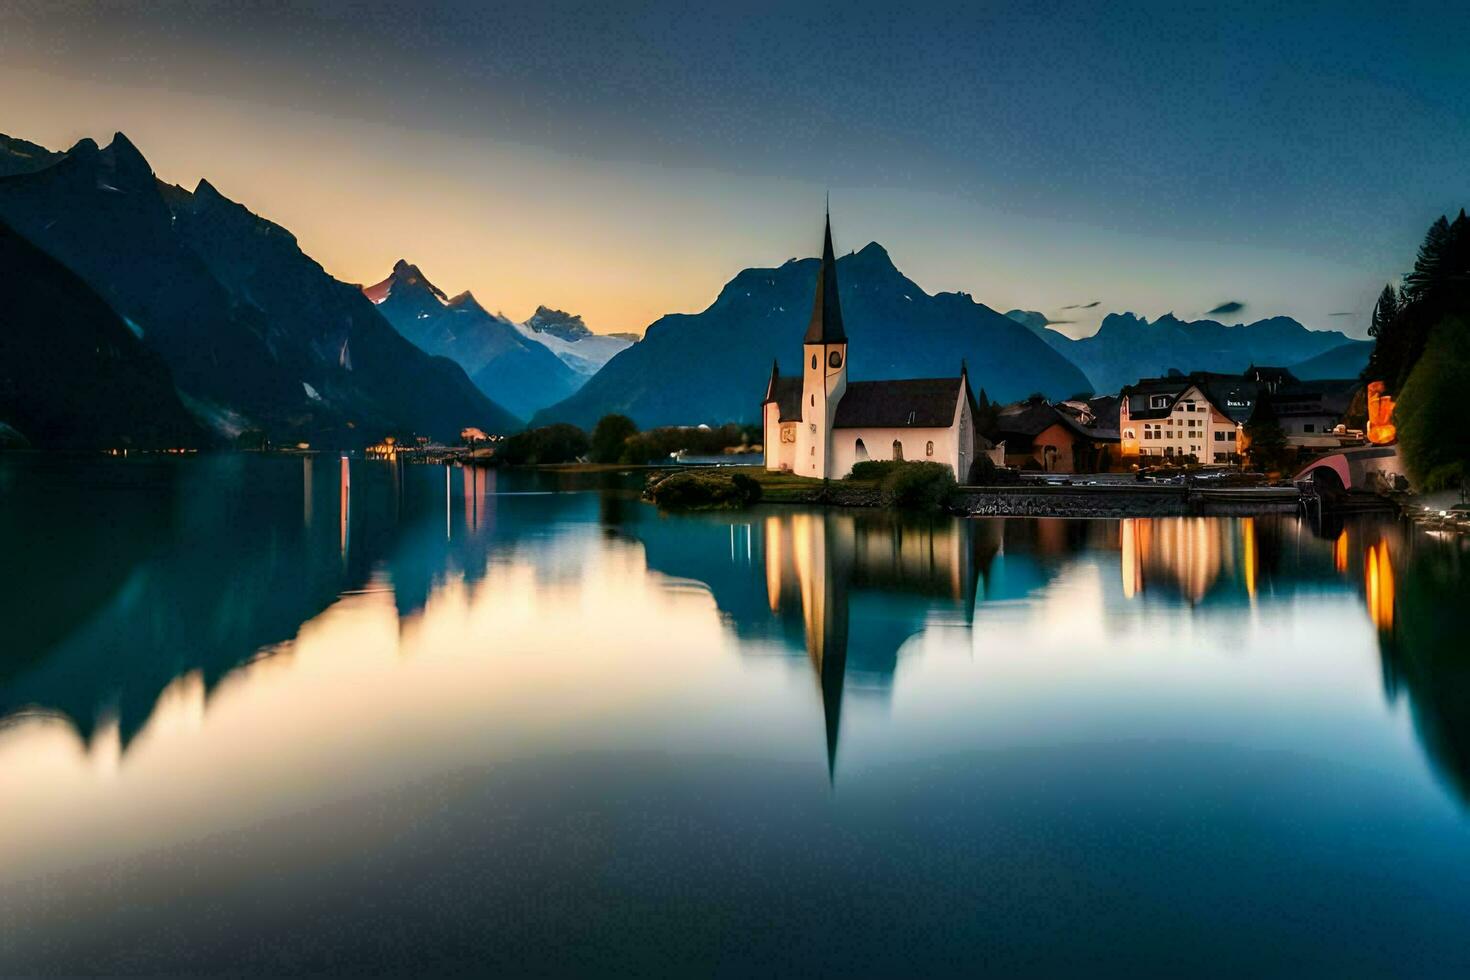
left=2, top=454, right=1469, bottom=975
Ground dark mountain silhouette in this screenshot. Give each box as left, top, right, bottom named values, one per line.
left=0, top=219, right=202, bottom=448
left=0, top=132, right=517, bottom=444
left=1288, top=340, right=1373, bottom=380
left=533, top=242, right=1091, bottom=429
left=0, top=134, right=62, bottom=177
left=1006, top=309, right=1362, bottom=394
left=366, top=260, right=578, bottom=420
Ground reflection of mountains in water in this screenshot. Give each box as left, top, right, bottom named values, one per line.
left=0, top=456, right=610, bottom=747
left=6, top=456, right=1469, bottom=808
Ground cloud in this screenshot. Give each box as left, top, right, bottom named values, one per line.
left=1207, top=300, right=1246, bottom=315
left=1328, top=311, right=1355, bottom=317
left=1044, top=317, right=1074, bottom=325
left=1060, top=300, right=1100, bottom=310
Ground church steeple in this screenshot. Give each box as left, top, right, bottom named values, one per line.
left=804, top=210, right=847, bottom=344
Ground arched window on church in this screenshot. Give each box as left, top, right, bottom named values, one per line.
left=855, top=438, right=868, bottom=461
left=892, top=440, right=904, bottom=461
left=926, top=440, right=935, bottom=457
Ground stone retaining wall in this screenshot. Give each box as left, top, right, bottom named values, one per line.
left=954, top=485, right=1300, bottom=518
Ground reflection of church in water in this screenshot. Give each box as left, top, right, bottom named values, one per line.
left=760, top=511, right=997, bottom=779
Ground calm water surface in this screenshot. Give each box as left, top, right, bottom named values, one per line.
left=2, top=455, right=1469, bottom=975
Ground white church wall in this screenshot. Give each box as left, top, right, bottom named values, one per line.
left=830, top=425, right=960, bottom=480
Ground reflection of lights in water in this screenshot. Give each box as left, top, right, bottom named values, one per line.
left=303, top=457, right=313, bottom=529
left=1121, top=518, right=1223, bottom=603
left=1120, top=518, right=1141, bottom=599
left=445, top=465, right=451, bottom=541
left=339, top=455, right=350, bottom=559
left=764, top=516, right=783, bottom=612
left=1334, top=529, right=1349, bottom=574
left=1365, top=540, right=1395, bottom=632
left=1242, top=518, right=1256, bottom=601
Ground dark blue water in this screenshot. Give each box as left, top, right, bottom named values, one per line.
left=2, top=454, right=1468, bottom=975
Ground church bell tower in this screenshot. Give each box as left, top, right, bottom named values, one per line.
left=798, top=211, right=848, bottom=477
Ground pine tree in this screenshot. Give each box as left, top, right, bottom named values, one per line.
left=1404, top=215, right=1452, bottom=301
left=1368, top=283, right=1400, bottom=338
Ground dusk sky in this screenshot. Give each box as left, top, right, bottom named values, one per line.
left=3, top=0, right=1467, bottom=338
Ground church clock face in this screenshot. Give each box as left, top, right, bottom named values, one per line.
left=828, top=350, right=843, bottom=369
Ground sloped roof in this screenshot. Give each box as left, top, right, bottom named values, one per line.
left=997, top=400, right=1120, bottom=448
left=833, top=378, right=962, bottom=428
left=767, top=376, right=803, bottom=422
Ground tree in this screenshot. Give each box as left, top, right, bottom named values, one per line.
left=1364, top=210, right=1470, bottom=394
left=974, top=388, right=999, bottom=441
left=1243, top=395, right=1288, bottom=473
left=1395, top=316, right=1470, bottom=491
left=590, top=414, right=638, bottom=463
left=1368, top=283, right=1400, bottom=338
left=494, top=423, right=590, bottom=465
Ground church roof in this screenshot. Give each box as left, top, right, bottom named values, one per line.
left=833, top=377, right=964, bottom=429
left=766, top=376, right=803, bottom=421
left=805, top=212, right=847, bottom=344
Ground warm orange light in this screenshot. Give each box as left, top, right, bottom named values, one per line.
left=1333, top=529, right=1349, bottom=574
left=1365, top=540, right=1395, bottom=632
left=1242, top=517, right=1257, bottom=601
left=1366, top=381, right=1396, bottom=445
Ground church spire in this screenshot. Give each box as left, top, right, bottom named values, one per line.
left=804, top=209, right=847, bottom=344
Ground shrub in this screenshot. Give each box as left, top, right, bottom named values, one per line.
left=646, top=470, right=763, bottom=509
left=848, top=460, right=905, bottom=482
left=847, top=460, right=956, bottom=510
left=882, top=461, right=957, bottom=510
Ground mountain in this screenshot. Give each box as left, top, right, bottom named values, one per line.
left=0, top=218, right=201, bottom=449
left=520, top=306, right=635, bottom=377
left=365, top=261, right=580, bottom=420
left=532, top=242, right=1092, bottom=429
left=0, top=134, right=62, bottom=177
left=0, top=132, right=517, bottom=444
left=525, top=305, right=594, bottom=342
left=1288, top=340, right=1373, bottom=380
left=1006, top=309, right=1362, bottom=394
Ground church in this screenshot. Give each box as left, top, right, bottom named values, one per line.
left=762, top=215, right=983, bottom=480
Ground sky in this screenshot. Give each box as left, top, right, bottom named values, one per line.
left=2, top=0, right=1466, bottom=339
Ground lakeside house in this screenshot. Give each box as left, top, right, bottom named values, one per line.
left=1119, top=367, right=1363, bottom=463
left=993, top=397, right=1120, bottom=472
left=762, top=214, right=986, bottom=480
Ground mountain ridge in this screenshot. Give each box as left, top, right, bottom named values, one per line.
left=533, top=240, right=1092, bottom=429
left=1004, top=308, right=1367, bottom=392
left=0, top=131, right=519, bottom=444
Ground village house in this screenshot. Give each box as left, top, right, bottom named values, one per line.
left=762, top=215, right=985, bottom=481
left=993, top=397, right=1120, bottom=472
left=1119, top=373, right=1246, bottom=463
left=1119, top=367, right=1362, bottom=463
